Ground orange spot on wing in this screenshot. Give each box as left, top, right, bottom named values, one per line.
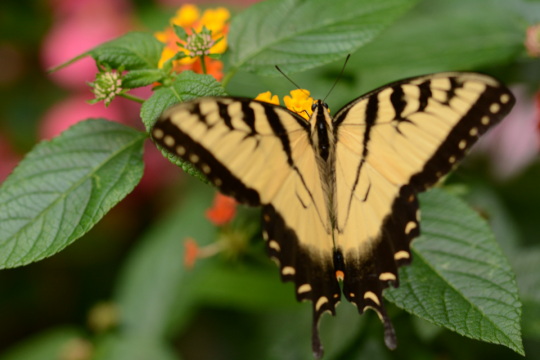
left=336, top=270, right=345, bottom=281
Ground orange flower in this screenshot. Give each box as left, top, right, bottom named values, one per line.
left=206, top=192, right=237, bottom=226
left=284, top=89, right=314, bottom=120
left=256, top=89, right=331, bottom=120
left=255, top=91, right=280, bottom=106
left=184, top=237, right=200, bottom=270
left=154, top=4, right=229, bottom=80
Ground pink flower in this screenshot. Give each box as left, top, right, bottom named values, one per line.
left=473, top=86, right=540, bottom=180
left=42, top=0, right=132, bottom=90
left=39, top=94, right=126, bottom=140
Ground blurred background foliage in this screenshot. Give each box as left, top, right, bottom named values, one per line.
left=0, top=0, right=540, bottom=359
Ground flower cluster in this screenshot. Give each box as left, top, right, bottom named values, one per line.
left=183, top=193, right=238, bottom=269
left=256, top=89, right=327, bottom=120
left=185, top=27, right=216, bottom=57
left=87, top=65, right=125, bottom=107
left=155, top=4, right=229, bottom=81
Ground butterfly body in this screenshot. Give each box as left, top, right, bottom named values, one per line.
left=151, top=72, right=515, bottom=358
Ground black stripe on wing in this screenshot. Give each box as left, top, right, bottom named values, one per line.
left=409, top=83, right=515, bottom=191
left=151, top=97, right=310, bottom=206
left=153, top=116, right=262, bottom=205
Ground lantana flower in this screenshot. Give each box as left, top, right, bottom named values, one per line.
left=155, top=4, right=229, bottom=80
left=184, top=237, right=201, bottom=269
left=256, top=89, right=327, bottom=121
left=87, top=64, right=125, bottom=107
left=206, top=192, right=237, bottom=226
left=284, top=89, right=314, bottom=120
left=254, top=91, right=280, bottom=106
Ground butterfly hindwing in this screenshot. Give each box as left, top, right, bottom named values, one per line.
left=152, top=98, right=340, bottom=354
left=332, top=72, right=515, bottom=346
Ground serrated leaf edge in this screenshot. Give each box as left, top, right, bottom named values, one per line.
left=229, top=0, right=415, bottom=73
left=0, top=130, right=147, bottom=268
left=402, top=245, right=524, bottom=355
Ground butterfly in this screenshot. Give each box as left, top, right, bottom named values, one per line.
left=151, top=72, right=514, bottom=358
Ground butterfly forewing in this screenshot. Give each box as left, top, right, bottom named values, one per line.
left=332, top=72, right=515, bottom=347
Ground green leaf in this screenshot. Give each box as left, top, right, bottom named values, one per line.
left=141, top=70, right=227, bottom=184
left=93, top=335, right=179, bottom=360
left=173, top=25, right=188, bottom=41
left=467, top=185, right=540, bottom=341
left=0, top=327, right=86, bottom=360
left=49, top=32, right=164, bottom=73
left=345, top=0, right=525, bottom=94
left=385, top=189, right=524, bottom=354
left=0, top=119, right=146, bottom=269
left=114, top=178, right=216, bottom=339
left=122, top=69, right=165, bottom=88
left=141, top=70, right=227, bottom=130
left=89, top=32, right=164, bottom=70
left=226, top=0, right=419, bottom=77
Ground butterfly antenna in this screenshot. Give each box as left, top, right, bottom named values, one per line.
left=323, top=54, right=350, bottom=103
left=275, top=66, right=310, bottom=97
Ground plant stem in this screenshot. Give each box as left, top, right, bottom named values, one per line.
left=200, top=55, right=207, bottom=74
left=119, top=92, right=146, bottom=103
left=221, top=67, right=237, bottom=88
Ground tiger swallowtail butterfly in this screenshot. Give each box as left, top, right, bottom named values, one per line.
left=151, top=72, right=514, bottom=358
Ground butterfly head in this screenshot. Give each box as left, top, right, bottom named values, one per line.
left=310, top=100, right=334, bottom=161
left=311, top=100, right=329, bottom=113
left=310, top=100, right=332, bottom=125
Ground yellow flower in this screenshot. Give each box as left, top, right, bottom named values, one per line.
left=171, top=4, right=200, bottom=28
left=284, top=89, right=314, bottom=120
left=255, top=91, right=280, bottom=106
left=255, top=89, right=331, bottom=121
left=198, top=7, right=230, bottom=54
left=155, top=4, right=230, bottom=76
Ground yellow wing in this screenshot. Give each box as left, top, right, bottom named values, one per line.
left=332, top=72, right=515, bottom=348
left=152, top=98, right=340, bottom=347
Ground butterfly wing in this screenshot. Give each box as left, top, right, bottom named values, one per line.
left=152, top=98, right=340, bottom=356
left=332, top=73, right=515, bottom=347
